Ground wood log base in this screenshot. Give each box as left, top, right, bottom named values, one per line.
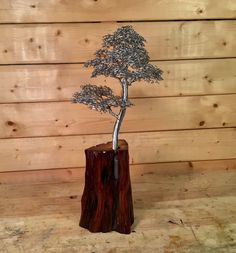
left=79, top=140, right=134, bottom=234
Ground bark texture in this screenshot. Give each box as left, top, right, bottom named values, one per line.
left=79, top=140, right=134, bottom=234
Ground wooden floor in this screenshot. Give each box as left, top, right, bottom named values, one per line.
left=0, top=160, right=236, bottom=253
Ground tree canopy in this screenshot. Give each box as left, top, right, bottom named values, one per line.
left=84, top=25, right=163, bottom=85
left=72, top=84, right=133, bottom=118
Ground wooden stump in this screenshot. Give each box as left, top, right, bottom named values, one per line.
left=79, top=139, right=134, bottom=234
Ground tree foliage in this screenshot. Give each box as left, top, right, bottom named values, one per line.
left=84, top=25, right=163, bottom=85
left=72, top=84, right=133, bottom=118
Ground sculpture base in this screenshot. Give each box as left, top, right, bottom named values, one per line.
left=79, top=139, right=134, bottom=234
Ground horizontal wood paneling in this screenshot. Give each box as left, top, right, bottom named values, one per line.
left=0, top=2, right=235, bottom=179
left=0, top=128, right=236, bottom=172
left=1, top=21, right=236, bottom=64
left=0, top=2, right=235, bottom=251
left=0, top=0, right=235, bottom=23
left=1, top=95, right=236, bottom=138
left=1, top=58, right=236, bottom=103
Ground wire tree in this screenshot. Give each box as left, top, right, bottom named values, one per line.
left=72, top=25, right=163, bottom=152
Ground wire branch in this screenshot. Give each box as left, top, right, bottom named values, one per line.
left=108, top=109, right=119, bottom=119
left=72, top=84, right=133, bottom=115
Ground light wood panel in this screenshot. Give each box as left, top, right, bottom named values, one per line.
left=0, top=159, right=235, bottom=185
left=0, top=160, right=235, bottom=203
left=1, top=188, right=236, bottom=219
left=0, top=165, right=235, bottom=214
left=0, top=0, right=235, bottom=23
left=0, top=159, right=236, bottom=189
left=1, top=95, right=236, bottom=138
left=1, top=58, right=236, bottom=103
left=1, top=21, right=236, bottom=64
left=0, top=128, right=236, bottom=172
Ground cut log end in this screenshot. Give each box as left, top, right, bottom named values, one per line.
left=79, top=139, right=134, bottom=234
left=86, top=139, right=128, bottom=151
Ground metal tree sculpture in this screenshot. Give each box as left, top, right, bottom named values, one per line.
left=73, top=25, right=163, bottom=151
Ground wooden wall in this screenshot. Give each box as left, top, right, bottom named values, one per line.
left=0, top=0, right=236, bottom=181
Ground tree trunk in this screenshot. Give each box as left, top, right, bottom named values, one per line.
left=79, top=140, right=134, bottom=234
left=112, top=79, right=128, bottom=151
left=112, top=79, right=128, bottom=179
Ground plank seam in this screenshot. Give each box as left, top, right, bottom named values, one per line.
left=1, top=158, right=236, bottom=174
left=1, top=57, right=236, bottom=66
left=1, top=93, right=236, bottom=105
left=0, top=18, right=235, bottom=25
left=0, top=57, right=235, bottom=67
left=0, top=126, right=235, bottom=140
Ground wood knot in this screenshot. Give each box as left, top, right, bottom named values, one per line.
left=199, top=121, right=205, bottom=126
left=56, top=30, right=62, bottom=36
left=67, top=169, right=72, bottom=175
left=69, top=195, right=77, bottom=199
left=208, top=79, right=213, bottom=83
left=195, top=32, right=201, bottom=37
left=7, top=121, right=14, bottom=126
left=29, top=38, right=34, bottom=42
left=196, top=8, right=204, bottom=14
left=188, top=161, right=193, bottom=168
left=30, top=4, right=36, bottom=8
left=213, top=103, right=218, bottom=108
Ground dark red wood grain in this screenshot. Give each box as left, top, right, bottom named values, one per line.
left=79, top=140, right=134, bottom=234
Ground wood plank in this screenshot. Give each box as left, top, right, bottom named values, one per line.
left=1, top=196, right=236, bottom=228
left=0, top=160, right=235, bottom=203
left=1, top=59, right=236, bottom=103
left=0, top=159, right=235, bottom=185
left=0, top=21, right=236, bottom=64
left=1, top=196, right=236, bottom=225
left=0, top=128, right=236, bottom=172
left=1, top=94, right=236, bottom=138
left=0, top=159, right=236, bottom=185
left=0, top=0, right=235, bottom=23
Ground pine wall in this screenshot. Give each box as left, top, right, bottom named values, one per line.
left=0, top=0, right=236, bottom=181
